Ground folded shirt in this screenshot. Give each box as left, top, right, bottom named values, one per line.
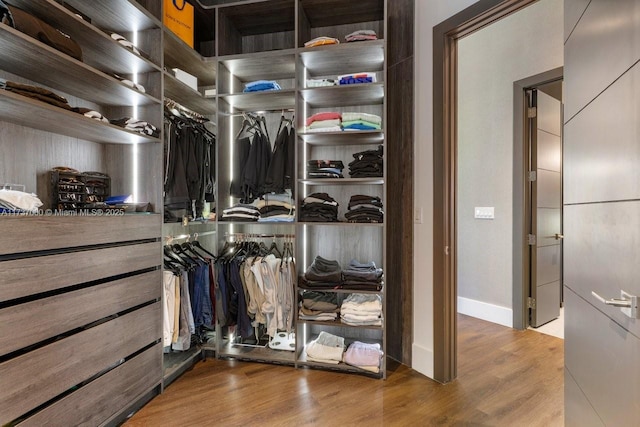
left=114, top=73, right=146, bottom=93
left=306, top=112, right=342, bottom=126
left=73, top=107, right=109, bottom=123
left=342, top=120, right=381, bottom=130
left=111, top=33, right=140, bottom=55
left=305, top=126, right=342, bottom=133
left=338, top=72, right=377, bottom=85
left=243, top=80, right=281, bottom=92
left=344, top=341, right=383, bottom=369
left=308, top=119, right=342, bottom=129
left=307, top=78, right=337, bottom=87
left=342, top=112, right=382, bottom=125
left=345, top=30, right=377, bottom=38
left=304, top=36, right=340, bottom=48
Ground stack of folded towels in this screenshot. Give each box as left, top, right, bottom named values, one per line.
left=305, top=331, right=345, bottom=364
left=299, top=193, right=339, bottom=222
left=349, top=145, right=383, bottom=177
left=340, top=293, right=383, bottom=326
left=254, top=193, right=295, bottom=223
left=342, top=259, right=384, bottom=291
left=299, top=255, right=342, bottom=289
left=242, top=80, right=281, bottom=92
left=344, top=341, right=384, bottom=373
left=221, top=203, right=260, bottom=221
left=307, top=160, right=345, bottom=179
left=345, top=30, right=378, bottom=42
left=299, top=291, right=339, bottom=321
left=345, top=195, right=384, bottom=224
left=342, top=112, right=381, bottom=131
left=305, top=112, right=342, bottom=133
left=304, top=36, right=339, bottom=48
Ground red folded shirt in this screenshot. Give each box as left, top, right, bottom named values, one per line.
left=305, top=112, right=342, bottom=126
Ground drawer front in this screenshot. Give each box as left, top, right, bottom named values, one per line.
left=18, top=344, right=162, bottom=427
left=0, top=214, right=161, bottom=255
left=0, top=302, right=161, bottom=425
left=0, top=270, right=161, bottom=357
left=0, top=241, right=161, bottom=302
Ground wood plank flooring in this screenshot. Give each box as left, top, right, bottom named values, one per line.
left=124, top=315, right=563, bottom=426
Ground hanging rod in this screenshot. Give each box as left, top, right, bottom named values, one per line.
left=224, top=232, right=295, bottom=239
left=165, top=230, right=217, bottom=244
left=219, top=109, right=295, bottom=118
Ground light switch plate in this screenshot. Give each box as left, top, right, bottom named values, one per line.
left=474, top=207, right=494, bottom=219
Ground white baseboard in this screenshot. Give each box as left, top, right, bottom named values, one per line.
left=411, top=343, right=434, bottom=379
left=457, top=296, right=513, bottom=328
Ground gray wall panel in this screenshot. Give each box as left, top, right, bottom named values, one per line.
left=564, top=63, right=640, bottom=204
left=536, top=245, right=560, bottom=286
left=564, top=0, right=591, bottom=43
left=537, top=91, right=562, bottom=136
left=564, top=0, right=640, bottom=120
left=564, top=202, right=640, bottom=337
left=537, top=130, right=561, bottom=172
left=536, top=207, right=561, bottom=247
left=537, top=169, right=561, bottom=208
left=565, top=367, right=605, bottom=427
left=564, top=288, right=640, bottom=427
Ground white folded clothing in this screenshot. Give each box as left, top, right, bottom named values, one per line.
left=305, top=126, right=342, bottom=133
left=341, top=112, right=382, bottom=125
left=306, top=340, right=344, bottom=362
left=0, top=189, right=43, bottom=211
left=307, top=78, right=337, bottom=87
left=340, top=307, right=382, bottom=316
left=340, top=318, right=383, bottom=326
left=345, top=30, right=377, bottom=38
left=308, top=119, right=341, bottom=129
left=306, top=354, right=340, bottom=364
left=341, top=312, right=381, bottom=322
left=299, top=313, right=338, bottom=321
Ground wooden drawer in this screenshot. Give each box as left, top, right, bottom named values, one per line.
left=0, top=270, right=161, bottom=357
left=18, top=344, right=163, bottom=427
left=0, top=302, right=161, bottom=425
left=0, top=214, right=161, bottom=256
left=0, top=241, right=161, bottom=302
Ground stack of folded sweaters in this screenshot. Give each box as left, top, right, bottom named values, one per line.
left=299, top=255, right=342, bottom=289
left=299, top=193, right=339, bottom=222
left=305, top=112, right=342, bottom=133
left=110, top=117, right=159, bottom=137
left=344, top=341, right=384, bottom=373
left=342, top=259, right=384, bottom=291
left=307, top=160, right=345, bottom=179
left=340, top=293, right=382, bottom=326
left=254, top=193, right=295, bottom=223
left=342, top=112, right=381, bottom=131
left=221, top=203, right=260, bottom=221
left=305, top=331, right=345, bottom=364
left=345, top=195, right=384, bottom=224
left=349, top=145, right=383, bottom=177
left=345, top=30, right=378, bottom=43
left=298, top=291, right=339, bottom=321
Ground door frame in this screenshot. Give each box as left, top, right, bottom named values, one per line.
left=513, top=68, right=563, bottom=330
left=432, top=0, right=538, bottom=383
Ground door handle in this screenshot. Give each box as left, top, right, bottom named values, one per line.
left=592, top=290, right=639, bottom=318
left=555, top=233, right=564, bottom=240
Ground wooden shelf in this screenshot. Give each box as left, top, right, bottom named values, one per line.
left=0, top=90, right=160, bottom=145
left=55, top=0, right=161, bottom=32
left=219, top=342, right=296, bottom=365
left=164, top=73, right=217, bottom=115
left=8, top=0, right=161, bottom=75
left=219, top=49, right=296, bottom=82
left=299, top=178, right=384, bottom=185
left=300, top=83, right=384, bottom=107
left=297, top=221, right=383, bottom=227
left=163, top=348, right=201, bottom=386
left=219, top=89, right=296, bottom=111
left=0, top=26, right=159, bottom=107
left=163, top=29, right=217, bottom=87
left=298, top=286, right=383, bottom=294
left=299, top=130, right=384, bottom=145
left=300, top=0, right=384, bottom=27
left=299, top=40, right=385, bottom=76
left=297, top=319, right=382, bottom=329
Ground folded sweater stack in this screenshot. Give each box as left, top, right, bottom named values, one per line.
left=306, top=331, right=345, bottom=364
left=349, top=145, right=383, bottom=177
left=299, top=255, right=342, bottom=289
left=254, top=193, right=295, bottom=223
left=305, top=112, right=342, bottom=133
left=344, top=341, right=384, bottom=373
left=345, top=194, right=384, bottom=224
left=340, top=293, right=382, bottom=326
left=342, top=259, right=384, bottom=291
left=342, top=112, right=382, bottom=131
left=299, top=291, right=339, bottom=321
left=299, top=193, right=339, bottom=223
left=221, top=203, right=260, bottom=221
left=307, top=160, right=345, bottom=179
left=345, top=30, right=378, bottom=43
left=110, top=117, right=159, bottom=137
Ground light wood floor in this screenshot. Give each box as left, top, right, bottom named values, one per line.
left=125, top=315, right=563, bottom=426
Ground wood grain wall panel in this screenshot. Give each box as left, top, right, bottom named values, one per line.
left=309, top=21, right=384, bottom=45
left=0, top=270, right=161, bottom=357
left=386, top=57, right=413, bottom=364
left=0, top=302, right=161, bottom=425
left=387, top=0, right=414, bottom=66
left=0, top=214, right=161, bottom=255
left=17, top=344, right=162, bottom=427
left=217, top=8, right=243, bottom=55
left=0, top=242, right=161, bottom=302
left=242, top=31, right=295, bottom=54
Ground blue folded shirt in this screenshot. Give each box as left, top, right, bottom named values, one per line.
left=243, top=80, right=282, bottom=92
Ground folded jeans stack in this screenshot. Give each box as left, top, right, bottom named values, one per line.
left=299, top=193, right=339, bottom=222
left=342, top=259, right=384, bottom=291
left=344, top=341, right=384, bottom=373
left=345, top=30, right=378, bottom=42
left=299, top=255, right=342, bottom=289
left=243, top=80, right=281, bottom=92
left=349, top=145, right=383, bottom=177
left=305, top=331, right=345, bottom=364
left=254, top=193, right=295, bottom=223
left=340, top=293, right=382, bottom=326
left=345, top=194, right=384, bottom=224
left=304, top=36, right=340, bottom=48
left=221, top=203, right=260, bottom=221
left=299, top=291, right=339, bottom=321
left=307, top=160, right=345, bottom=179
left=305, top=112, right=342, bottom=133
left=342, top=112, right=382, bottom=131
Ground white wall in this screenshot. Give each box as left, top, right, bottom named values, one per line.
left=412, top=0, right=563, bottom=378
left=456, top=0, right=563, bottom=326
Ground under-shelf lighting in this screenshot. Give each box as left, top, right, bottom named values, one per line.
left=131, top=28, right=140, bottom=203
left=229, top=72, right=235, bottom=209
